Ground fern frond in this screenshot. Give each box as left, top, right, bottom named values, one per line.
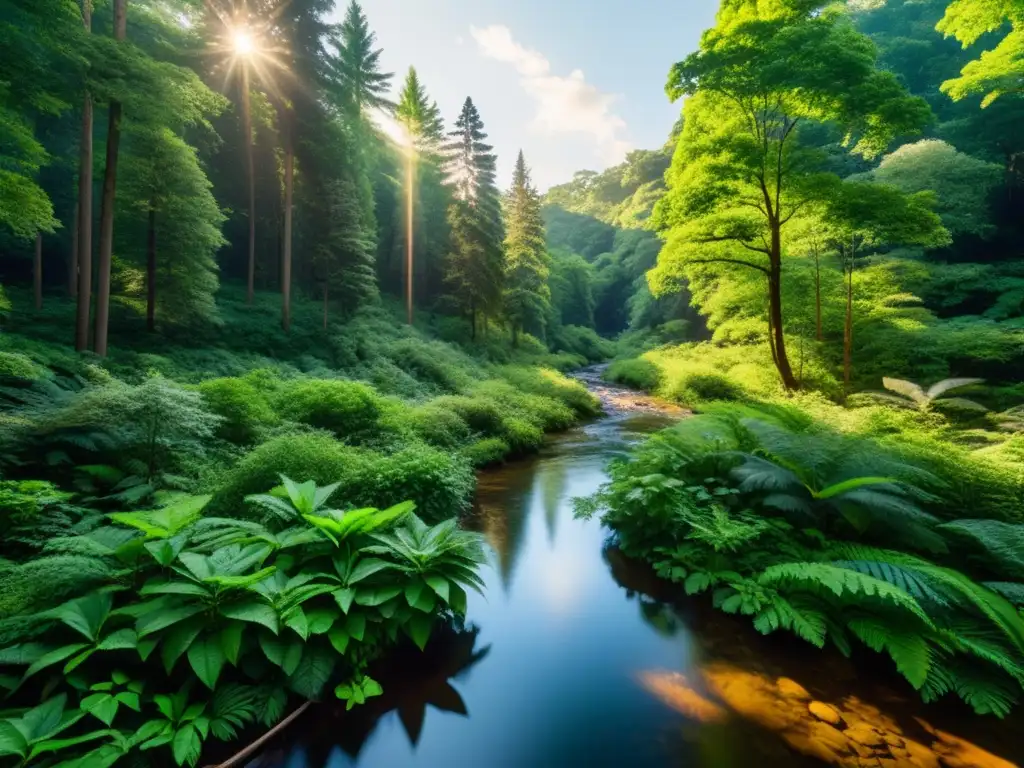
left=831, top=558, right=950, bottom=608
left=926, top=378, right=985, bottom=400
left=847, top=616, right=931, bottom=689
left=950, top=662, right=1020, bottom=717
left=883, top=378, right=928, bottom=404
left=938, top=519, right=1024, bottom=580
left=757, top=562, right=933, bottom=626
left=984, top=582, right=1024, bottom=607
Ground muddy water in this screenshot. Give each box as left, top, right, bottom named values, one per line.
left=255, top=367, right=1021, bottom=768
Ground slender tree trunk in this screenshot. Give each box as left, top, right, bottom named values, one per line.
left=93, top=0, right=127, bottom=358
left=243, top=70, right=255, bottom=305
left=69, top=205, right=79, bottom=297
left=281, top=126, right=293, bottom=333
left=814, top=252, right=822, bottom=342
left=146, top=206, right=156, bottom=333
left=74, top=0, right=93, bottom=352
left=33, top=233, right=43, bottom=310
left=843, top=261, right=853, bottom=401
left=768, top=221, right=799, bottom=390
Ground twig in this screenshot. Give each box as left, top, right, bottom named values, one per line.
left=204, top=700, right=313, bottom=768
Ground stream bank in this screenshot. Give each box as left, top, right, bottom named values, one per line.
left=252, top=367, right=1020, bottom=768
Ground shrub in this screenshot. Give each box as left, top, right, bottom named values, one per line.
left=462, top=437, right=510, bottom=467
left=500, top=416, right=545, bottom=453
left=273, top=379, right=382, bottom=442
left=0, top=351, right=46, bottom=381
left=385, top=338, right=476, bottom=393
left=209, top=433, right=370, bottom=513
left=605, top=358, right=661, bottom=392
left=407, top=403, right=472, bottom=449
left=550, top=324, right=615, bottom=363
left=432, top=394, right=505, bottom=436
left=343, top=444, right=475, bottom=522
left=497, top=366, right=600, bottom=417
left=198, top=377, right=277, bottom=444
left=470, top=380, right=576, bottom=432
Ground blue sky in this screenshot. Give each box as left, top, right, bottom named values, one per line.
left=331, top=1, right=718, bottom=190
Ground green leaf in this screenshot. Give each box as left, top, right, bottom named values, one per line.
left=80, top=693, right=119, bottom=726
left=284, top=607, right=309, bottom=640
left=161, top=619, right=204, bottom=674
left=813, top=477, right=896, bottom=500
left=288, top=645, right=335, bottom=700
left=187, top=636, right=226, bottom=690
left=137, top=603, right=205, bottom=638
left=221, top=624, right=244, bottom=666
left=425, top=575, right=450, bottom=604
left=172, top=723, right=201, bottom=767
left=0, top=722, right=28, bottom=758
left=24, top=644, right=89, bottom=679
left=333, top=587, right=356, bottom=614
left=220, top=599, right=279, bottom=634
left=355, top=586, right=402, bottom=607
left=327, top=627, right=349, bottom=655
left=349, top=558, right=393, bottom=584
left=406, top=614, right=433, bottom=651
left=97, top=629, right=137, bottom=651
left=346, top=612, right=366, bottom=642
left=306, top=607, right=339, bottom=635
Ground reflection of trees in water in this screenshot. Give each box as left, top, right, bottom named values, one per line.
left=253, top=621, right=491, bottom=766
left=539, top=458, right=569, bottom=545
left=468, top=464, right=537, bottom=591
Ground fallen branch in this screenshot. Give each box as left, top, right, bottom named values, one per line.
left=204, top=700, right=314, bottom=768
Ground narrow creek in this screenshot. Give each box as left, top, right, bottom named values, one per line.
left=253, top=367, right=1022, bottom=768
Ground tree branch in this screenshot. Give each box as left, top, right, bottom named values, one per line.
left=685, top=256, right=770, bottom=274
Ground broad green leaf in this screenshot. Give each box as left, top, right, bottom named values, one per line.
left=220, top=599, right=279, bottom=634
left=24, top=644, right=89, bottom=679
left=80, top=693, right=119, bottom=726
left=64, top=648, right=95, bottom=673
left=348, top=558, right=393, bottom=585
left=306, top=607, right=338, bottom=635
left=136, top=604, right=204, bottom=638
left=355, top=586, right=402, bottom=607
left=288, top=645, right=335, bottom=700
left=187, top=636, right=226, bottom=690
left=161, top=619, right=204, bottom=674
left=27, top=728, right=115, bottom=760
left=425, top=575, right=450, bottom=604
left=363, top=677, right=383, bottom=698
left=327, top=627, right=349, bottom=655
left=284, top=607, right=309, bottom=640
left=333, top=588, right=356, bottom=614
left=406, top=615, right=433, bottom=651
left=220, top=624, right=244, bottom=666
left=172, top=723, right=201, bottom=767
left=814, top=477, right=895, bottom=500
left=0, top=722, right=27, bottom=758
left=56, top=592, right=112, bottom=642
left=346, top=613, right=366, bottom=642
left=97, top=629, right=137, bottom=651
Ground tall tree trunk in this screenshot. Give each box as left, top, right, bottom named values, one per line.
left=814, top=251, right=822, bottom=341
left=243, top=70, right=255, bottom=305
left=92, top=0, right=127, bottom=357
left=33, top=233, right=42, bottom=310
left=768, top=221, right=799, bottom=390
left=146, top=206, right=156, bottom=333
left=74, top=0, right=93, bottom=352
left=843, top=262, right=853, bottom=401
left=69, top=205, right=79, bottom=297
left=281, top=127, right=293, bottom=333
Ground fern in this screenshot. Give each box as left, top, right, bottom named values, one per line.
left=830, top=557, right=950, bottom=608
left=949, top=662, right=1020, bottom=717
left=847, top=616, right=932, bottom=689
left=753, top=593, right=828, bottom=647
left=938, top=519, right=1024, bottom=580
left=757, top=562, right=934, bottom=626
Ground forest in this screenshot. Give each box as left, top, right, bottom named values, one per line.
left=0, top=0, right=1023, bottom=764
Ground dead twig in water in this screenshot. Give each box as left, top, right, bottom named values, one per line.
left=203, top=700, right=313, bottom=768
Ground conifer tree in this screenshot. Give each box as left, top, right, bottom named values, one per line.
left=443, top=97, right=504, bottom=338
left=502, top=151, right=550, bottom=344
left=332, top=1, right=393, bottom=115
left=390, top=67, right=449, bottom=307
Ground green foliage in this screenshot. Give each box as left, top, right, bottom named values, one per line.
left=587, top=400, right=1024, bottom=715
left=503, top=152, right=552, bottom=342
left=461, top=437, right=510, bottom=468
left=604, top=358, right=662, bottom=392
left=198, top=377, right=277, bottom=445
left=0, top=475, right=487, bottom=765
left=273, top=379, right=383, bottom=443
left=860, top=376, right=988, bottom=414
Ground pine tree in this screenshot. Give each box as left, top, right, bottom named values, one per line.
left=331, top=1, right=393, bottom=115
left=443, top=97, right=504, bottom=338
left=390, top=67, right=449, bottom=309
left=502, top=151, right=550, bottom=344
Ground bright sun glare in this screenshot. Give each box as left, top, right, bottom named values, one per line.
left=232, top=30, right=254, bottom=56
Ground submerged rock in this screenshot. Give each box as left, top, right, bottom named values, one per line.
left=809, top=701, right=844, bottom=727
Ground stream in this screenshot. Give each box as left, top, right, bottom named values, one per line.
left=252, top=367, right=1021, bottom=768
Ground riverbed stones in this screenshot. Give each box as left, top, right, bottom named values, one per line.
left=777, top=676, right=812, bottom=700
left=809, top=700, right=844, bottom=726
left=847, top=723, right=887, bottom=749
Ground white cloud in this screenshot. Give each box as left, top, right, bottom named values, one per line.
left=470, top=24, right=632, bottom=165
